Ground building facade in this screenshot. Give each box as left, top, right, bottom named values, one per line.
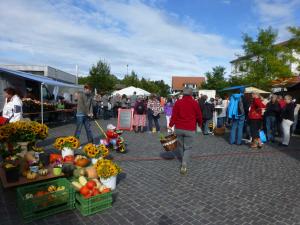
left=171, top=76, right=205, bottom=93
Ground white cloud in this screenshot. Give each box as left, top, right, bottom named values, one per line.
left=254, top=0, right=300, bottom=41
left=222, top=0, right=231, bottom=5
left=0, top=0, right=239, bottom=84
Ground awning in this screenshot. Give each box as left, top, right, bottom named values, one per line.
left=0, top=67, right=79, bottom=88
left=220, top=85, right=248, bottom=92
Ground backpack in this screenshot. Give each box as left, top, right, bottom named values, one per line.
left=136, top=102, right=145, bottom=114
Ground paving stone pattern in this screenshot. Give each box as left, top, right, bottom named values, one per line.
left=1, top=118, right=300, bottom=225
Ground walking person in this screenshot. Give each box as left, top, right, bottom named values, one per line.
left=147, top=94, right=162, bottom=133
left=164, top=98, right=174, bottom=133
left=228, top=88, right=247, bottom=145
left=279, top=95, right=295, bottom=147
left=102, top=92, right=110, bottom=120
left=121, top=94, right=128, bottom=109
left=265, top=95, right=280, bottom=142
left=133, top=96, right=147, bottom=133
left=202, top=98, right=215, bottom=135
left=130, top=91, right=137, bottom=108
left=74, top=85, right=94, bottom=143
left=248, top=92, right=265, bottom=148
left=169, top=87, right=202, bottom=175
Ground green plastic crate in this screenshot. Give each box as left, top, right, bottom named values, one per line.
left=76, top=191, right=112, bottom=206
left=75, top=192, right=112, bottom=216
left=16, top=178, right=75, bottom=223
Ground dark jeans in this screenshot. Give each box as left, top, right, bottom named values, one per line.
left=74, top=115, right=93, bottom=143
left=217, top=117, right=226, bottom=128
left=148, top=112, right=160, bottom=131
left=266, top=116, right=277, bottom=141
left=230, top=115, right=245, bottom=145
left=103, top=106, right=109, bottom=120
left=250, top=119, right=262, bottom=139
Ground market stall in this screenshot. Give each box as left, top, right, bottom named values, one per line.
left=0, top=120, right=122, bottom=222
left=0, top=67, right=80, bottom=124
left=112, top=86, right=150, bottom=96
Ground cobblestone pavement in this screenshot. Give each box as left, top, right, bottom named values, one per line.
left=1, top=118, right=300, bottom=225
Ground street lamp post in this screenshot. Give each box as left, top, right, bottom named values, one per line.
left=126, top=64, right=128, bottom=76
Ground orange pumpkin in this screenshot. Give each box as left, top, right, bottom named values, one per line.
left=75, top=158, right=90, bottom=167
left=50, top=154, right=62, bottom=163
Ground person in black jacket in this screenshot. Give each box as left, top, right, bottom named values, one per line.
left=265, top=95, right=280, bottom=142
left=280, top=95, right=295, bottom=147
left=202, top=97, right=215, bottom=135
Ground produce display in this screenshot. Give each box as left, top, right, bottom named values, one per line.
left=72, top=176, right=111, bottom=199
left=22, top=98, right=56, bottom=113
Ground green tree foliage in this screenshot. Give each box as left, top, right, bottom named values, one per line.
left=89, top=60, right=116, bottom=93
left=201, top=66, right=227, bottom=90
left=78, top=60, right=170, bottom=96
left=237, top=27, right=296, bottom=89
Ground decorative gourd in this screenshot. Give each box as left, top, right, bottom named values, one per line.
left=38, top=168, right=48, bottom=176
left=73, top=168, right=86, bottom=178
left=26, top=172, right=37, bottom=180
left=48, top=185, right=57, bottom=192
left=24, top=152, right=35, bottom=162
left=78, top=176, right=88, bottom=186
left=86, top=167, right=97, bottom=179
left=72, top=181, right=82, bottom=191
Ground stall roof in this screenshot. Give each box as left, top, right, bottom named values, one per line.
left=0, top=67, right=80, bottom=88
left=220, top=85, right=248, bottom=92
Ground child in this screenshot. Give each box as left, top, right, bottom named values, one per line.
left=106, top=124, right=119, bottom=150
left=164, top=98, right=174, bottom=132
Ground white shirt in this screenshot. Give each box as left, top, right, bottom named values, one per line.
left=218, top=99, right=229, bottom=118
left=2, top=95, right=23, bottom=122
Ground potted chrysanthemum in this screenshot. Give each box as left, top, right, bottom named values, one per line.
left=94, top=158, right=121, bottom=190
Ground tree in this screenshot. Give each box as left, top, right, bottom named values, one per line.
left=78, top=76, right=90, bottom=85
left=201, top=66, right=227, bottom=90
left=122, top=71, right=140, bottom=87
left=238, top=27, right=296, bottom=89
left=89, top=60, right=116, bottom=93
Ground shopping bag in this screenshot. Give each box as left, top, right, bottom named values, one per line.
left=259, top=130, right=267, bottom=143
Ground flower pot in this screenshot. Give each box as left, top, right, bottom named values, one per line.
left=100, top=176, right=117, bottom=190
left=53, top=167, right=62, bottom=176
left=61, top=147, right=74, bottom=159
left=4, top=166, right=20, bottom=183
left=29, top=166, right=39, bottom=173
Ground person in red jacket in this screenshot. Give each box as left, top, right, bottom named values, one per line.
left=169, top=87, right=202, bottom=175
left=248, top=92, right=266, bottom=148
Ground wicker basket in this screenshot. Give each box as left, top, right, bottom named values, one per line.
left=160, top=134, right=178, bottom=151
left=214, top=127, right=225, bottom=136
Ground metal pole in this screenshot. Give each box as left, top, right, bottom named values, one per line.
left=127, top=64, right=128, bottom=76
left=76, top=64, right=79, bottom=85
left=41, top=83, right=44, bottom=124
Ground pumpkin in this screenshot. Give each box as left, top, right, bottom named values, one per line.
left=49, top=154, right=63, bottom=163
left=26, top=172, right=37, bottom=180
left=86, top=167, right=97, bottom=179
left=38, top=168, right=48, bottom=176
left=75, top=158, right=90, bottom=167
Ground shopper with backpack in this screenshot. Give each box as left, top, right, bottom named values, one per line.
left=133, top=96, right=147, bottom=133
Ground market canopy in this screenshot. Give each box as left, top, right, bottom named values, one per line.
left=0, top=67, right=79, bottom=88
left=112, top=86, right=150, bottom=96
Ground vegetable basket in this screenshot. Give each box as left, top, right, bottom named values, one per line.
left=160, top=133, right=178, bottom=151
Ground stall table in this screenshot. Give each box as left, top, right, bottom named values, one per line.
left=0, top=165, right=64, bottom=188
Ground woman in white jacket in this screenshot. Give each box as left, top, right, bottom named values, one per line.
left=2, top=87, right=23, bottom=123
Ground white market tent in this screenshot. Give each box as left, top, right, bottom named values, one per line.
left=245, top=87, right=270, bottom=94
left=112, top=86, right=150, bottom=96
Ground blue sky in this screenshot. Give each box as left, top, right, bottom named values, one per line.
left=0, top=0, right=299, bottom=84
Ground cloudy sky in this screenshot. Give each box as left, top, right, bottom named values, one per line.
left=0, top=0, right=299, bottom=84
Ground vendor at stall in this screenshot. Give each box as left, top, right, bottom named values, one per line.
left=1, top=87, right=23, bottom=124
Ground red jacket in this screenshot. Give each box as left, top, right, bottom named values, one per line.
left=169, top=96, right=202, bottom=131
left=248, top=97, right=265, bottom=120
